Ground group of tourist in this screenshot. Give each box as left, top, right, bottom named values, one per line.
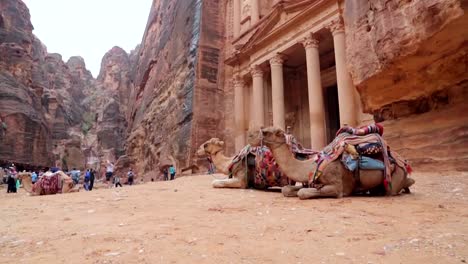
left=2, top=158, right=181, bottom=194
left=1, top=165, right=50, bottom=193
left=162, top=165, right=176, bottom=181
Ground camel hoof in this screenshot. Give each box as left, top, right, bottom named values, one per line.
left=297, top=188, right=318, bottom=200
left=281, top=186, right=299, bottom=197
left=212, top=180, right=223, bottom=188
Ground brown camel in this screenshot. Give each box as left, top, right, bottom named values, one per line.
left=197, top=138, right=292, bottom=189
left=247, top=127, right=415, bottom=199
left=17, top=171, right=78, bottom=196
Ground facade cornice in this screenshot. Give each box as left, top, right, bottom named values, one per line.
left=226, top=0, right=332, bottom=66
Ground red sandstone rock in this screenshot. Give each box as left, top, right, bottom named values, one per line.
left=125, top=0, right=226, bottom=178
left=344, top=0, right=468, bottom=171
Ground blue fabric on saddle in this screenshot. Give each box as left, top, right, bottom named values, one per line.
left=342, top=155, right=385, bottom=171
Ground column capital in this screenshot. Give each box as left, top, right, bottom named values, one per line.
left=328, top=17, right=345, bottom=36
left=232, top=74, right=245, bottom=87
left=250, top=65, right=263, bottom=77
left=269, top=54, right=286, bottom=66
left=302, top=35, right=319, bottom=49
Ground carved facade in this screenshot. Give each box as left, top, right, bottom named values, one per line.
left=223, top=0, right=371, bottom=153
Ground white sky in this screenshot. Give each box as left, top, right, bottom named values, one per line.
left=23, top=0, right=152, bottom=77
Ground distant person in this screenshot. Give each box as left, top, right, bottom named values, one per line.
left=83, top=169, right=91, bottom=191
left=89, top=169, right=95, bottom=191
left=106, top=160, right=114, bottom=182
left=31, top=171, right=38, bottom=184
left=113, top=174, right=122, bottom=188
left=163, top=168, right=168, bottom=181
left=6, top=168, right=16, bottom=193
left=70, top=168, right=80, bottom=185
left=127, top=168, right=135, bottom=185
left=169, top=165, right=176, bottom=180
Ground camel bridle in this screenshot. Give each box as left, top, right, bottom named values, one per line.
left=259, top=129, right=286, bottom=150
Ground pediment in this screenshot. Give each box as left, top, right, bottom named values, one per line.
left=240, top=0, right=321, bottom=53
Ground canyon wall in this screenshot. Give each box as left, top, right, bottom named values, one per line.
left=124, top=0, right=226, bottom=179
left=344, top=0, right=468, bottom=171
left=0, top=0, right=132, bottom=174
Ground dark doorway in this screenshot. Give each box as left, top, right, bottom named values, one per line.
left=324, top=84, right=340, bottom=143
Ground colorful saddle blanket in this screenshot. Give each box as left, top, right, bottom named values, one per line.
left=33, top=174, right=61, bottom=194
left=228, top=145, right=291, bottom=189
left=312, top=129, right=410, bottom=192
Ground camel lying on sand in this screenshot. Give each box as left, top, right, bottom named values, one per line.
left=17, top=171, right=79, bottom=196
left=197, top=138, right=292, bottom=189
left=247, top=127, right=415, bottom=199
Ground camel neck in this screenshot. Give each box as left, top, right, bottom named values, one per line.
left=21, top=176, right=34, bottom=193
left=267, top=142, right=317, bottom=183
left=210, top=151, right=233, bottom=175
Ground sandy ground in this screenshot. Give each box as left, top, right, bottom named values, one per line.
left=0, top=172, right=467, bottom=264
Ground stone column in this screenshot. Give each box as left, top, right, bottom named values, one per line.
left=330, top=18, right=357, bottom=126
left=233, top=75, right=245, bottom=151
left=233, top=0, right=241, bottom=38
left=269, top=54, right=286, bottom=130
left=251, top=65, right=264, bottom=128
left=302, top=35, right=327, bottom=149
left=251, top=0, right=260, bottom=25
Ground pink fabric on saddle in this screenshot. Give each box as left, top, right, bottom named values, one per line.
left=33, top=174, right=61, bottom=194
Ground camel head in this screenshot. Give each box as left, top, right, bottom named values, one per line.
left=248, top=126, right=286, bottom=147
left=17, top=172, right=32, bottom=181
left=56, top=171, right=75, bottom=193
left=197, top=138, right=225, bottom=157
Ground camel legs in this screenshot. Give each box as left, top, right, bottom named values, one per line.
left=297, top=185, right=342, bottom=199
left=281, top=185, right=303, bottom=197
left=212, top=178, right=244, bottom=188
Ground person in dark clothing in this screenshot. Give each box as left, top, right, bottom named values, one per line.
left=7, top=174, right=16, bottom=193
left=89, top=169, right=95, bottom=191
left=127, top=168, right=135, bottom=185
left=163, top=168, right=168, bottom=181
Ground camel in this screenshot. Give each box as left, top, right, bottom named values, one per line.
left=17, top=171, right=78, bottom=196
left=247, top=127, right=415, bottom=199
left=197, top=138, right=292, bottom=189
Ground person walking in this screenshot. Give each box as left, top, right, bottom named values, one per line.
left=113, top=174, right=122, bottom=188
left=105, top=160, right=114, bottom=183
left=163, top=168, right=168, bottom=181
left=89, top=169, right=95, bottom=191
left=127, top=168, right=135, bottom=185
left=31, top=171, right=38, bottom=184
left=70, top=168, right=80, bottom=185
left=169, top=165, right=176, bottom=180
left=83, top=169, right=91, bottom=191
left=6, top=168, right=16, bottom=193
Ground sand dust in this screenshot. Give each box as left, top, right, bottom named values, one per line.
left=0, top=172, right=467, bottom=263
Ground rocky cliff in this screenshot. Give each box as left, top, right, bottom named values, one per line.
left=344, top=0, right=468, bottom=171
left=0, top=0, right=133, bottom=173
left=124, top=0, right=226, bottom=179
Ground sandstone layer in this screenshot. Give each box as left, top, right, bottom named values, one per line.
left=0, top=0, right=133, bottom=174
left=344, top=0, right=468, bottom=171
left=124, top=0, right=226, bottom=179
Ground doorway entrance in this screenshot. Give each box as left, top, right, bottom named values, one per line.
left=324, top=84, right=340, bottom=143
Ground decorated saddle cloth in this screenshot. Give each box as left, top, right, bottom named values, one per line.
left=312, top=131, right=410, bottom=192
left=227, top=145, right=290, bottom=189
left=252, top=146, right=290, bottom=189
left=33, top=173, right=61, bottom=194
left=285, top=134, right=318, bottom=157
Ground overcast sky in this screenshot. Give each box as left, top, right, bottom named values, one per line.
left=23, top=0, right=152, bottom=77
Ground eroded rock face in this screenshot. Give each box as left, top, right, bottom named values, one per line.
left=0, top=0, right=52, bottom=166
left=344, top=0, right=468, bottom=171
left=124, top=0, right=226, bottom=179
left=0, top=0, right=133, bottom=173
